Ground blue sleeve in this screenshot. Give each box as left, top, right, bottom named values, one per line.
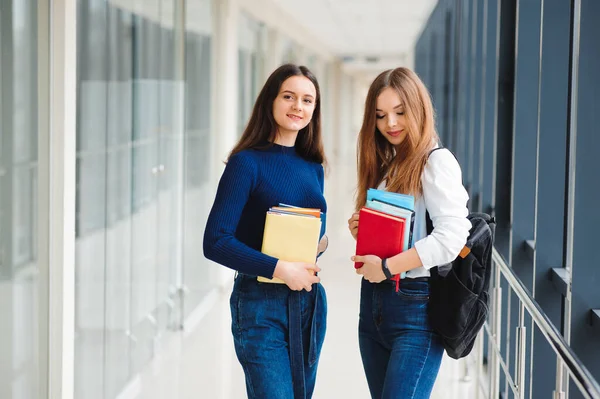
left=203, top=153, right=279, bottom=278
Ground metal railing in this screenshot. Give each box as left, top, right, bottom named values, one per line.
left=473, top=248, right=600, bottom=399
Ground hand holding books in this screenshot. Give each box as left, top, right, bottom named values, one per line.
left=352, top=254, right=386, bottom=283
left=260, top=204, right=323, bottom=290
left=353, top=189, right=416, bottom=290
left=348, top=212, right=359, bottom=240
left=272, top=261, right=321, bottom=291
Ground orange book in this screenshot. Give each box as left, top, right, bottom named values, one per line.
left=269, top=206, right=321, bottom=218
left=354, top=207, right=405, bottom=269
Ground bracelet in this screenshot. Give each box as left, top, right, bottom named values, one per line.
left=381, top=258, right=393, bottom=279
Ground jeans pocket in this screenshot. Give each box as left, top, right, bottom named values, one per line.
left=397, top=281, right=430, bottom=301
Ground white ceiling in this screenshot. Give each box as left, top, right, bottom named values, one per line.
left=271, top=0, right=438, bottom=71
left=109, top=0, right=438, bottom=77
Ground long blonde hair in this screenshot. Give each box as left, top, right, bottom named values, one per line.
left=355, top=67, right=439, bottom=210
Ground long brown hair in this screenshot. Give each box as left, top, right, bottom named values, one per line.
left=355, top=67, right=439, bottom=210
left=229, top=64, right=326, bottom=165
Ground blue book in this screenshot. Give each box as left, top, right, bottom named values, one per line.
left=367, top=188, right=415, bottom=211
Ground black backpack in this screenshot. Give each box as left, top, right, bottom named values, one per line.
left=425, top=149, right=496, bottom=359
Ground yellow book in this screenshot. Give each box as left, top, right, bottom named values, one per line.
left=258, top=212, right=322, bottom=284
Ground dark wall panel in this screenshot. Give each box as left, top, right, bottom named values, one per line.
left=415, top=0, right=600, bottom=396
left=570, top=1, right=600, bottom=396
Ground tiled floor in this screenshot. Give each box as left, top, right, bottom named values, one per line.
left=128, top=159, right=482, bottom=399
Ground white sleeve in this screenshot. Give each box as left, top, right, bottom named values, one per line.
left=413, top=149, right=471, bottom=269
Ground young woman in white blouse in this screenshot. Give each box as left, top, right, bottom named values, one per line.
left=348, top=67, right=471, bottom=399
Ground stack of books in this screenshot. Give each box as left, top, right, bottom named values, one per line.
left=259, top=204, right=322, bottom=284
left=355, top=189, right=416, bottom=284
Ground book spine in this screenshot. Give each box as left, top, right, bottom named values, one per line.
left=408, top=212, right=415, bottom=248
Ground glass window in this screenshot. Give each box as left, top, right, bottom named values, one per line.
left=237, top=13, right=264, bottom=136
left=75, top=0, right=217, bottom=397
left=75, top=1, right=109, bottom=397
left=182, top=0, right=217, bottom=319
left=281, top=37, right=299, bottom=64
left=0, top=0, right=43, bottom=397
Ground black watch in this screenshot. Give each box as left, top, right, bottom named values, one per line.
left=381, top=258, right=393, bottom=279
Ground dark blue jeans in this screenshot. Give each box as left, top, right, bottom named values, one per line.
left=230, top=274, right=327, bottom=399
left=359, top=278, right=444, bottom=399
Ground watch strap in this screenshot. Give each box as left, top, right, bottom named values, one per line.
left=381, top=258, right=393, bottom=279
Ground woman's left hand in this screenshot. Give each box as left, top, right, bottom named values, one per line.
left=317, top=235, right=328, bottom=256
left=352, top=255, right=386, bottom=283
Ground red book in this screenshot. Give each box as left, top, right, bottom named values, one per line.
left=354, top=207, right=405, bottom=269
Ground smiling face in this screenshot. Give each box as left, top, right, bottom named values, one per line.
left=375, top=87, right=407, bottom=146
left=272, top=75, right=317, bottom=140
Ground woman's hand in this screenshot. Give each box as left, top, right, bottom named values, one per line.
left=273, top=260, right=321, bottom=291
left=347, top=212, right=359, bottom=240
left=352, top=255, right=386, bottom=283
left=317, top=235, right=329, bottom=255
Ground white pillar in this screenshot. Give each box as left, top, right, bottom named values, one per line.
left=404, top=51, right=415, bottom=70
left=336, top=67, right=355, bottom=163
left=211, top=0, right=239, bottom=176
left=329, top=61, right=344, bottom=165
left=295, top=46, right=308, bottom=66
left=326, top=61, right=347, bottom=199
left=211, top=0, right=240, bottom=287
left=264, top=27, right=284, bottom=79
left=352, top=77, right=367, bottom=139
left=173, top=0, right=186, bottom=312
left=43, top=0, right=77, bottom=398
left=319, top=60, right=336, bottom=166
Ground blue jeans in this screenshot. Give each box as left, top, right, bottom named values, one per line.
left=230, top=274, right=327, bottom=399
left=359, top=278, right=444, bottom=399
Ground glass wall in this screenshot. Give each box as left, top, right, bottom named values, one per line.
left=0, top=0, right=44, bottom=398
left=75, top=0, right=215, bottom=397
left=182, top=0, right=217, bottom=320
left=237, top=12, right=265, bottom=136
left=281, top=37, right=300, bottom=64
left=319, top=61, right=334, bottom=161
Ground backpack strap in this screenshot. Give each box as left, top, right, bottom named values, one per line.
left=428, top=146, right=446, bottom=156
left=426, top=211, right=434, bottom=235
left=425, top=146, right=445, bottom=235
left=425, top=146, right=444, bottom=276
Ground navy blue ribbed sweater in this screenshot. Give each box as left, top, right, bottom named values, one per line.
left=203, top=143, right=327, bottom=279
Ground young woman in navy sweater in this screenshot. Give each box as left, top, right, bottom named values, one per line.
left=349, top=68, right=471, bottom=398
left=203, top=64, right=328, bottom=399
